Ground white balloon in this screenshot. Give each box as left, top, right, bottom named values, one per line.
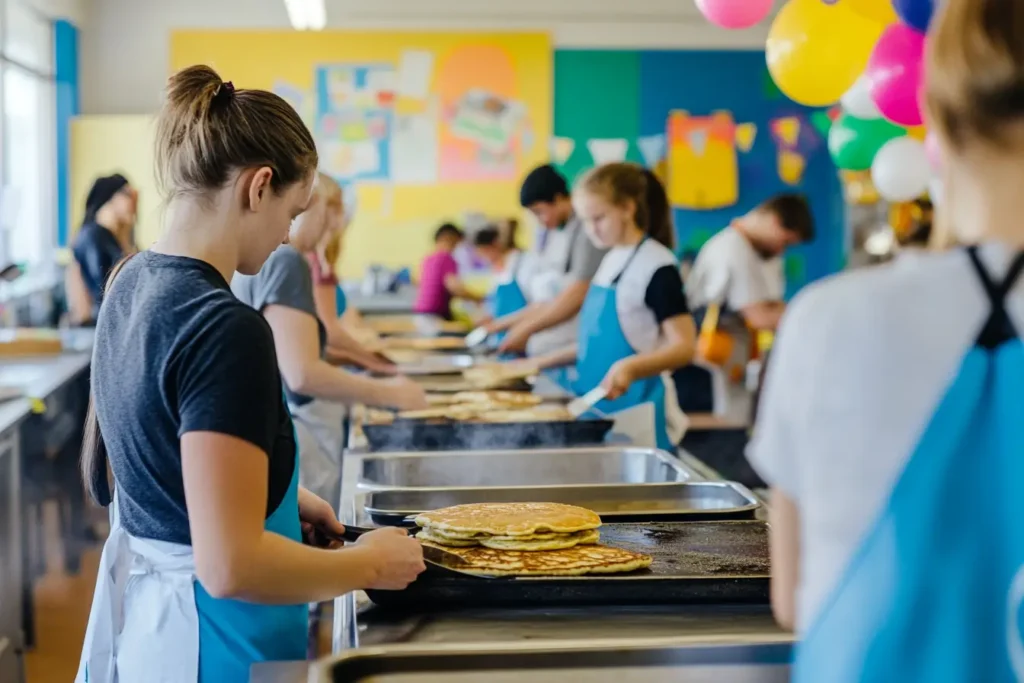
left=840, top=75, right=882, bottom=120
left=872, top=137, right=930, bottom=203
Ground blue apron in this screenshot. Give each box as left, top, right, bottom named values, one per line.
left=795, top=245, right=1024, bottom=683
left=335, top=284, right=347, bottom=318
left=573, top=238, right=674, bottom=452
left=493, top=253, right=529, bottom=345
left=194, top=414, right=306, bottom=681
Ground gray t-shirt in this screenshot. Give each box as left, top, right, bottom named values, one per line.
left=565, top=216, right=607, bottom=282
left=232, top=244, right=326, bottom=406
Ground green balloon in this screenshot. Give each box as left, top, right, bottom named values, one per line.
left=828, top=113, right=905, bottom=171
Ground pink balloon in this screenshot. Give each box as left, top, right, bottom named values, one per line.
left=867, top=24, right=926, bottom=127
left=696, top=0, right=773, bottom=29
left=924, top=131, right=942, bottom=171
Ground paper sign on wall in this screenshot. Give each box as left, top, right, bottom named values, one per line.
left=734, top=123, right=758, bottom=153
left=390, top=113, right=439, bottom=184
left=666, top=110, right=739, bottom=211
left=587, top=138, right=629, bottom=165
left=778, top=150, right=806, bottom=186
left=550, top=137, right=576, bottom=165
left=637, top=134, right=667, bottom=167
left=397, top=50, right=435, bottom=99
left=771, top=117, right=802, bottom=148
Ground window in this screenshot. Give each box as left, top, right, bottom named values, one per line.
left=1, top=0, right=56, bottom=267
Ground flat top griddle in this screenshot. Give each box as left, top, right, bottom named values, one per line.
left=365, top=521, right=769, bottom=609
left=362, top=416, right=614, bottom=452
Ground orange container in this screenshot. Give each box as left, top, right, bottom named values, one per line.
left=697, top=304, right=735, bottom=367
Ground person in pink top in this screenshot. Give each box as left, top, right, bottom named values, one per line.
left=414, top=223, right=483, bottom=319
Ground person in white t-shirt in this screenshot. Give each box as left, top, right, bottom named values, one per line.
left=531, top=163, right=696, bottom=451
left=681, top=195, right=814, bottom=416
left=748, top=2, right=1024, bottom=680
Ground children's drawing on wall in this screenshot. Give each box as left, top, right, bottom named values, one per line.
left=272, top=81, right=315, bottom=129
left=436, top=45, right=533, bottom=181
left=666, top=110, right=741, bottom=211
left=315, top=64, right=395, bottom=183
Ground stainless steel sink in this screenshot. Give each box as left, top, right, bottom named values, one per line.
left=357, top=447, right=693, bottom=490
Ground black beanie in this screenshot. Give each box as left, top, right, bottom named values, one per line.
left=84, top=174, right=129, bottom=223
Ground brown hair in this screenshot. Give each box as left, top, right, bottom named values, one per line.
left=82, top=65, right=319, bottom=506
left=576, top=163, right=675, bottom=249
left=758, top=193, right=814, bottom=243
left=155, top=65, right=317, bottom=200
left=926, top=0, right=1024, bottom=151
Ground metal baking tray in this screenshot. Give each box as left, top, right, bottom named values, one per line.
left=362, top=417, right=614, bottom=452
left=357, top=447, right=693, bottom=489
left=410, top=374, right=533, bottom=393
left=364, top=482, right=760, bottom=525
left=313, top=641, right=792, bottom=683
left=365, top=521, right=770, bottom=609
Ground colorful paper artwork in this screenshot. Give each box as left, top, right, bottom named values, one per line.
left=315, top=65, right=396, bottom=183
left=550, top=137, right=576, bottom=165
left=637, top=134, right=667, bottom=167
left=769, top=115, right=808, bottom=186
left=734, top=123, right=758, bottom=153
left=587, top=138, right=629, bottom=165
left=436, top=45, right=528, bottom=182
left=666, top=110, right=740, bottom=210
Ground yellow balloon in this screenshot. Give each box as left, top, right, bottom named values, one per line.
left=767, top=0, right=887, bottom=107
left=845, top=0, right=897, bottom=24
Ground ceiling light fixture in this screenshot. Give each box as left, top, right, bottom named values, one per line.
left=283, top=0, right=326, bottom=31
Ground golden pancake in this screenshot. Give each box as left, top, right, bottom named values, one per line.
left=415, top=529, right=481, bottom=547
left=415, top=502, right=602, bottom=537
left=473, top=405, right=573, bottom=423
left=451, top=391, right=542, bottom=407
left=479, top=528, right=601, bottom=551
left=462, top=363, right=537, bottom=389
left=382, top=336, right=467, bottom=351
left=422, top=542, right=652, bottom=577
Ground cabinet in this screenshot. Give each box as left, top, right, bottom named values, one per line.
left=0, top=431, right=24, bottom=683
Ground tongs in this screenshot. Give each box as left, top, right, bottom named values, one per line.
left=309, top=524, right=499, bottom=580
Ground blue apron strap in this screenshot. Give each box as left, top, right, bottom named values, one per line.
left=965, top=245, right=1024, bottom=349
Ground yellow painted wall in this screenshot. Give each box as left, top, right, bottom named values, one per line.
left=170, top=30, right=552, bottom=277
left=69, top=115, right=161, bottom=246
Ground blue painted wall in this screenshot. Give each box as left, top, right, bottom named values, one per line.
left=54, top=19, right=79, bottom=248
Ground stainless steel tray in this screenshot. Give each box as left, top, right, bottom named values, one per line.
left=357, top=447, right=693, bottom=490
left=313, top=641, right=792, bottom=683
left=364, top=482, right=759, bottom=524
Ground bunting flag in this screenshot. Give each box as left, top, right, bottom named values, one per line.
left=771, top=116, right=802, bottom=148
left=735, top=123, right=758, bottom=153
left=637, top=134, right=667, bottom=167
left=778, top=149, right=807, bottom=186
left=550, top=137, right=576, bottom=165
left=587, top=138, right=629, bottom=165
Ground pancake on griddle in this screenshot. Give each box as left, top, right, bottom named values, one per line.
left=421, top=541, right=652, bottom=577
left=474, top=405, right=572, bottom=423
left=418, top=527, right=601, bottom=550
left=415, top=502, right=601, bottom=537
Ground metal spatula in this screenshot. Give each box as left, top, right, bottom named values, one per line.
left=567, top=386, right=609, bottom=418
left=316, top=525, right=498, bottom=579
left=464, top=327, right=489, bottom=349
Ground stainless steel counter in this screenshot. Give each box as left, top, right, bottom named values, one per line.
left=332, top=435, right=782, bottom=655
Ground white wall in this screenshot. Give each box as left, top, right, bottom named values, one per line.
left=79, top=0, right=775, bottom=115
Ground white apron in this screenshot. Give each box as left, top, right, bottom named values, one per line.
left=289, top=398, right=347, bottom=512
left=76, top=496, right=200, bottom=683
left=525, top=223, right=582, bottom=357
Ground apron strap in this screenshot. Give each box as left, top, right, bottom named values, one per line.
left=965, top=244, right=1024, bottom=349
left=611, top=237, right=649, bottom=286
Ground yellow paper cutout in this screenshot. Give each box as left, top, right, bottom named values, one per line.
left=667, top=110, right=739, bottom=210
left=773, top=117, right=801, bottom=148
left=735, top=123, right=758, bottom=153
left=778, top=149, right=806, bottom=186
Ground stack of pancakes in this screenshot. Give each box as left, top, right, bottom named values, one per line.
left=414, top=502, right=652, bottom=577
